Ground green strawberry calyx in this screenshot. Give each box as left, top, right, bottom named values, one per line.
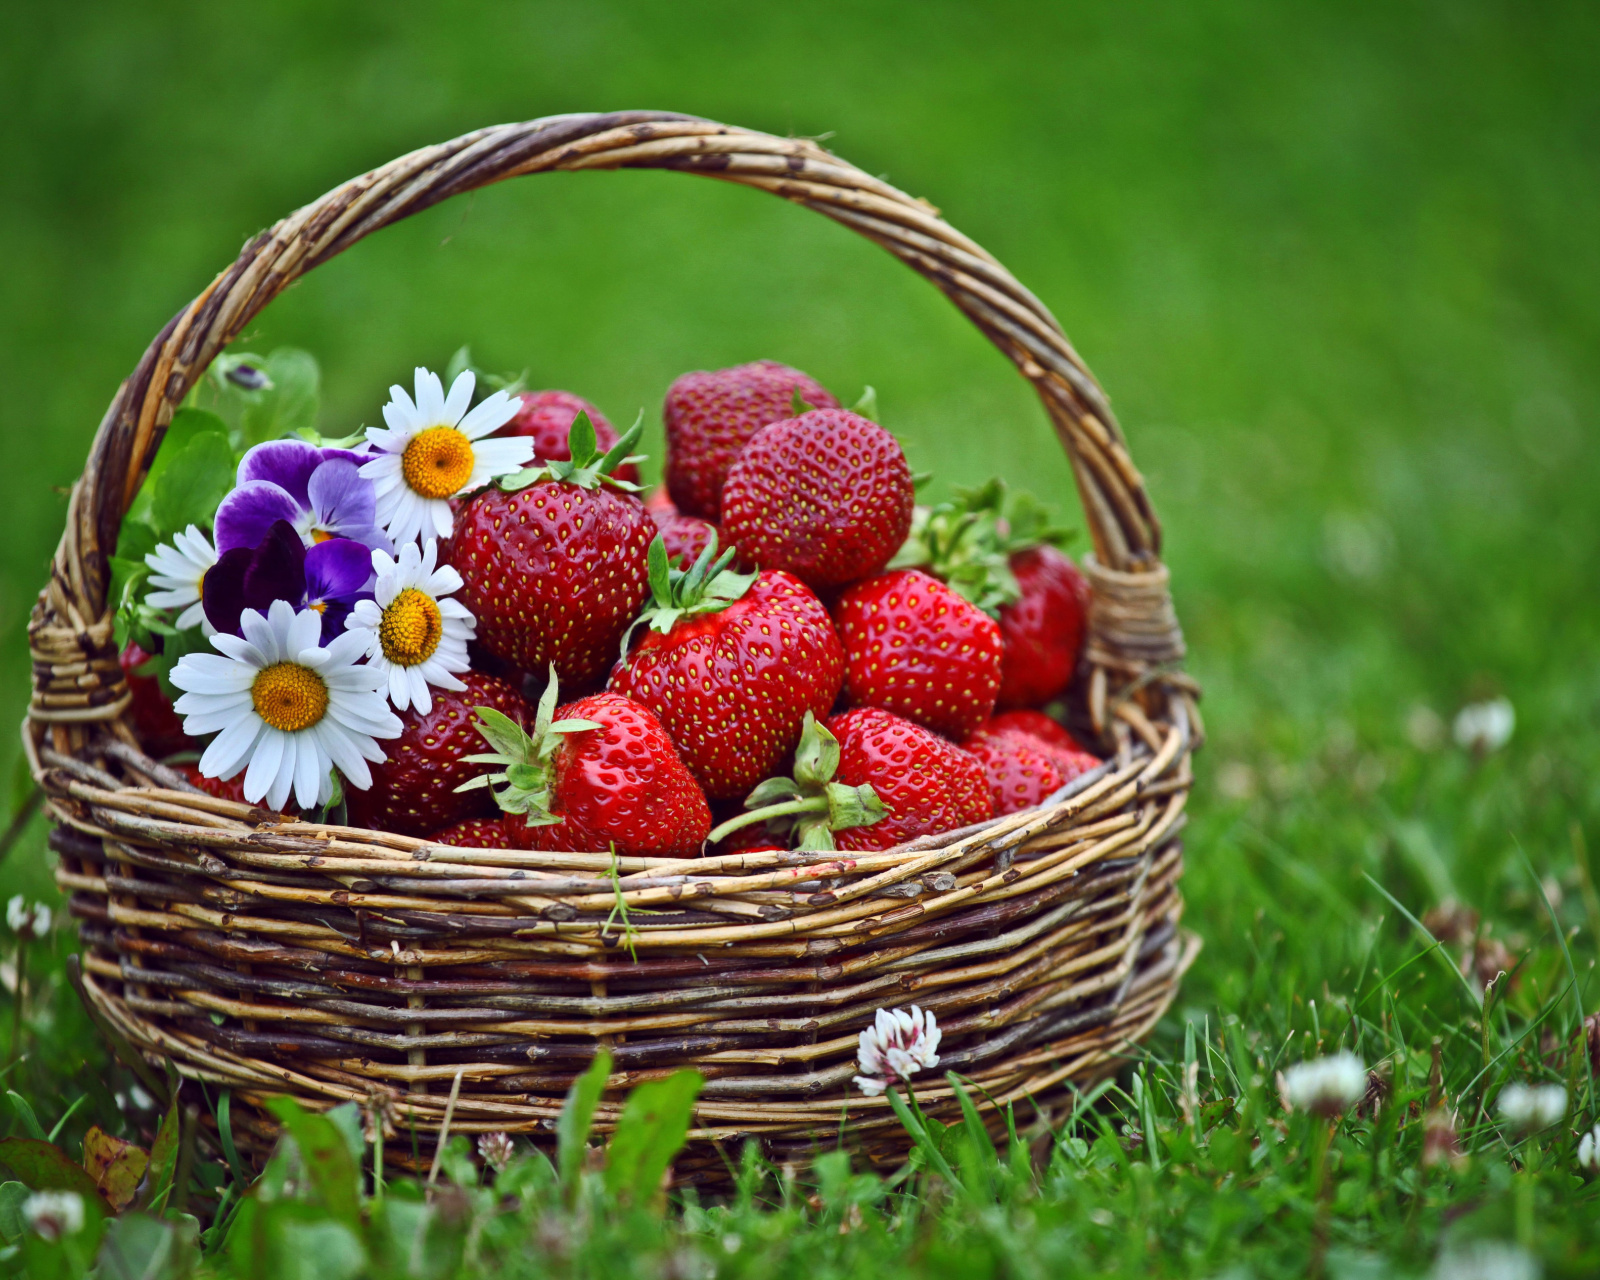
left=498, top=411, right=647, bottom=494
left=888, top=477, right=1075, bottom=617
left=454, top=666, right=602, bottom=826
left=619, top=531, right=758, bottom=656
left=705, top=712, right=887, bottom=852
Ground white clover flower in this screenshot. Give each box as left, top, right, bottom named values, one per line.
left=360, top=368, right=530, bottom=546
left=478, top=1131, right=515, bottom=1172
left=1578, top=1124, right=1600, bottom=1171
left=853, top=1006, right=941, bottom=1096
left=345, top=539, right=475, bottom=715
left=1454, top=698, right=1514, bottom=754
left=144, top=524, right=218, bottom=633
left=6, top=896, right=51, bottom=937
left=1281, top=1051, right=1367, bottom=1117
left=23, top=1190, right=84, bottom=1241
left=170, top=598, right=402, bottom=812
left=1497, top=1082, right=1565, bottom=1132
left=1431, top=1240, right=1540, bottom=1280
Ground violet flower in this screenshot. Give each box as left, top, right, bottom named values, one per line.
left=214, top=440, right=391, bottom=556
left=202, top=520, right=373, bottom=642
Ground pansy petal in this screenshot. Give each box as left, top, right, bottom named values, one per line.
left=237, top=440, right=325, bottom=506
left=213, top=482, right=303, bottom=555
left=305, top=537, right=377, bottom=602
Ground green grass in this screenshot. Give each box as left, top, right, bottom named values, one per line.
left=2, top=0, right=1599, bottom=1274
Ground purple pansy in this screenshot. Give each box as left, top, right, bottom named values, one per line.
left=202, top=521, right=374, bottom=642
left=214, top=440, right=391, bottom=556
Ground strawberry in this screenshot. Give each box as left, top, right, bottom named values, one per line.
left=995, top=544, right=1090, bottom=710
left=651, top=507, right=721, bottom=569
left=447, top=414, right=653, bottom=687
left=121, top=642, right=196, bottom=758
left=988, top=709, right=1094, bottom=759
left=345, top=671, right=532, bottom=836
left=825, top=708, right=992, bottom=850
left=608, top=538, right=844, bottom=800
left=707, top=713, right=887, bottom=851
left=463, top=673, right=710, bottom=857
left=961, top=718, right=1096, bottom=815
left=832, top=568, right=1003, bottom=740
left=494, top=390, right=640, bottom=485
left=663, top=360, right=839, bottom=520
left=720, top=409, right=914, bottom=591
left=177, top=763, right=249, bottom=805
left=430, top=816, right=518, bottom=849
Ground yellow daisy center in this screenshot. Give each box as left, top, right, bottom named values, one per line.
left=379, top=588, right=443, bottom=667
left=401, top=425, right=475, bottom=498
left=251, top=662, right=329, bottom=733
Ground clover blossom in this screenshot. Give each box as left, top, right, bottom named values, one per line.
left=1497, top=1082, right=1565, bottom=1133
left=1281, top=1052, right=1367, bottom=1117
left=853, top=1006, right=941, bottom=1096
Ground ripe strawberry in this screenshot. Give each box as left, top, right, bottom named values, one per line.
left=663, top=360, right=839, bottom=520
left=464, top=676, right=710, bottom=857
left=494, top=391, right=640, bottom=485
left=721, top=410, right=913, bottom=591
left=832, top=569, right=1003, bottom=740
left=651, top=507, right=721, bottom=569
left=988, top=709, right=1094, bottom=759
left=708, top=713, right=887, bottom=851
left=645, top=487, right=677, bottom=516
left=345, top=671, right=532, bottom=836
left=996, top=544, right=1089, bottom=710
left=430, top=816, right=518, bottom=849
left=608, top=539, right=844, bottom=800
left=448, top=416, right=653, bottom=687
left=961, top=718, right=1096, bottom=815
left=825, top=708, right=992, bottom=850
left=121, top=642, right=196, bottom=758
left=177, top=763, right=249, bottom=804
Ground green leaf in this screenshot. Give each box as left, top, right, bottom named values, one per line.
left=850, top=385, right=879, bottom=420
left=239, top=348, right=321, bottom=448
left=556, top=1050, right=611, bottom=1203
left=322, top=1102, right=366, bottom=1168
left=94, top=1211, right=198, bottom=1280
left=0, top=1182, right=28, bottom=1243
left=125, top=408, right=231, bottom=529
left=135, top=1099, right=182, bottom=1212
left=7, top=1092, right=45, bottom=1141
left=81, top=1126, right=148, bottom=1213
left=151, top=429, right=234, bottom=539
left=0, top=1138, right=109, bottom=1211
left=228, top=1200, right=365, bottom=1280
left=604, top=1070, right=703, bottom=1209
left=262, top=1097, right=362, bottom=1227
left=567, top=410, right=597, bottom=464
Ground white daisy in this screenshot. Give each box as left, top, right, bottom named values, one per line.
left=144, top=524, right=217, bottom=632
left=359, top=367, right=529, bottom=546
left=345, top=539, right=475, bottom=715
left=169, top=598, right=401, bottom=812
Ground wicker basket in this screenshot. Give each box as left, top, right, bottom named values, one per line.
left=27, top=111, right=1200, bottom=1178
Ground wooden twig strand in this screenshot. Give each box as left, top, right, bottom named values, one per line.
left=27, top=111, right=1199, bottom=1178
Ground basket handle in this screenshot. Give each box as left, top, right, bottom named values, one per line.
left=32, top=111, right=1183, bottom=730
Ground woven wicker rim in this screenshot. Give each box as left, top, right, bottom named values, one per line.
left=28, top=111, right=1199, bottom=1171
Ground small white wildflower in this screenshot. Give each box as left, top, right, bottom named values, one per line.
left=1431, top=1240, right=1539, bottom=1280
left=1497, top=1082, right=1565, bottom=1132
left=1577, top=1124, right=1600, bottom=1172
left=853, top=1005, right=941, bottom=1096
left=23, top=1190, right=84, bottom=1241
left=1453, top=698, right=1514, bottom=754
left=1281, top=1051, right=1366, bottom=1117
left=5, top=897, right=51, bottom=938
left=477, top=1130, right=515, bottom=1172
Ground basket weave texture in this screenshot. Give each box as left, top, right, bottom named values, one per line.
left=27, top=111, right=1200, bottom=1174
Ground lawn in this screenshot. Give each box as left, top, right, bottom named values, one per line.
left=1, top=0, right=1599, bottom=1275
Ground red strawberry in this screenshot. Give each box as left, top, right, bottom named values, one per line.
left=988, top=709, right=1094, bottom=758
left=494, top=390, right=640, bottom=485
left=430, top=816, right=518, bottom=849
left=664, top=360, right=839, bottom=520
left=345, top=671, right=532, bottom=836
left=448, top=416, right=653, bottom=687
left=608, top=540, right=844, bottom=800
left=465, top=677, right=710, bottom=857
left=121, top=642, right=196, bottom=758
left=832, top=569, right=1003, bottom=740
left=721, top=410, right=914, bottom=591
left=177, top=763, right=249, bottom=805
left=645, top=486, right=677, bottom=516
left=996, top=545, right=1090, bottom=710
left=651, top=508, right=721, bottom=569
left=961, top=719, right=1095, bottom=815
left=826, top=708, right=992, bottom=850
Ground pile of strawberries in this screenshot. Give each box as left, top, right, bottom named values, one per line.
left=134, top=360, right=1102, bottom=856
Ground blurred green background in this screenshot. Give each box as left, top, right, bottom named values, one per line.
left=1, top=0, right=1596, bottom=916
